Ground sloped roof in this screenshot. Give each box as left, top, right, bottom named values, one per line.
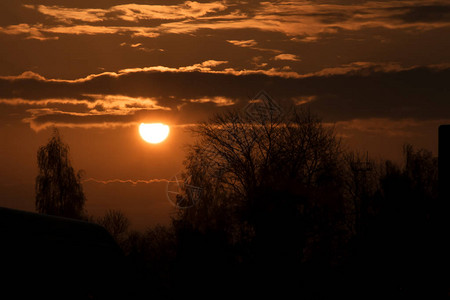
left=0, top=207, right=129, bottom=299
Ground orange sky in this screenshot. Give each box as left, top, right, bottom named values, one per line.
left=1, top=0, right=449, bottom=230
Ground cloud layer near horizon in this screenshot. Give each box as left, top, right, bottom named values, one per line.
left=0, top=61, right=449, bottom=131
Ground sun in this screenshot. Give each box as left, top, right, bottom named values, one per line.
left=139, top=123, right=170, bottom=144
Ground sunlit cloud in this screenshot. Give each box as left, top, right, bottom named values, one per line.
left=25, top=2, right=227, bottom=23
left=44, top=25, right=161, bottom=37
left=1, top=1, right=447, bottom=41
left=119, top=42, right=163, bottom=52
left=307, top=62, right=409, bottom=77
left=1, top=61, right=448, bottom=132
left=152, top=1, right=450, bottom=37
left=22, top=108, right=146, bottom=131
left=112, top=2, right=227, bottom=21
left=1, top=94, right=172, bottom=131
left=0, top=60, right=438, bottom=87
left=0, top=24, right=58, bottom=40
left=0, top=23, right=160, bottom=38
left=187, top=96, right=236, bottom=106
left=0, top=95, right=169, bottom=113
left=26, top=5, right=106, bottom=23
left=27, top=120, right=139, bottom=132
left=291, top=36, right=319, bottom=43
left=226, top=39, right=282, bottom=53
left=0, top=71, right=47, bottom=81
left=0, top=60, right=300, bottom=88
left=83, top=94, right=170, bottom=112
left=227, top=39, right=258, bottom=48
left=274, top=54, right=300, bottom=61
left=118, top=60, right=232, bottom=74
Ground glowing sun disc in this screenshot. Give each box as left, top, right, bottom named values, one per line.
left=139, top=123, right=170, bottom=144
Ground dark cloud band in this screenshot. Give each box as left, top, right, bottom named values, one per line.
left=1, top=62, right=449, bottom=130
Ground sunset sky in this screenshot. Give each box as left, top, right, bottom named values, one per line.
left=1, top=0, right=449, bottom=230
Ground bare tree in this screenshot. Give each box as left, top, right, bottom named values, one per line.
left=177, top=106, right=344, bottom=260
left=342, top=151, right=379, bottom=237
left=97, top=209, right=130, bottom=242
left=35, top=128, right=86, bottom=219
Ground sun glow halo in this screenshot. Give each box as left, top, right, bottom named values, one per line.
left=139, top=123, right=170, bottom=144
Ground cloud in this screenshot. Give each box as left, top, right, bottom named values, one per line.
left=26, top=2, right=227, bottom=23
left=29, top=5, right=106, bottom=23
left=307, top=61, right=409, bottom=77
left=1, top=62, right=449, bottom=131
left=335, top=118, right=423, bottom=137
left=2, top=1, right=448, bottom=41
left=291, top=36, right=319, bottom=43
left=84, top=178, right=169, bottom=185
left=111, top=2, right=227, bottom=22
left=391, top=4, right=450, bottom=23
left=152, top=1, right=450, bottom=37
left=186, top=96, right=236, bottom=106
left=227, top=39, right=258, bottom=47
left=0, top=23, right=160, bottom=38
left=292, top=95, right=317, bottom=105
left=0, top=70, right=47, bottom=81
left=226, top=39, right=282, bottom=53
left=22, top=108, right=174, bottom=131
left=197, top=60, right=228, bottom=67
left=334, top=118, right=450, bottom=138
left=0, top=23, right=59, bottom=40
left=44, top=24, right=161, bottom=37
left=274, top=54, right=300, bottom=61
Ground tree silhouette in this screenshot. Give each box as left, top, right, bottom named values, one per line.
left=342, top=151, right=378, bottom=238
left=97, top=209, right=130, bottom=243
left=344, top=144, right=439, bottom=297
left=180, top=107, right=342, bottom=226
left=173, top=106, right=345, bottom=296
left=35, top=128, right=86, bottom=219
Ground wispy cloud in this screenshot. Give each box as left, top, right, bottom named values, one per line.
left=0, top=23, right=160, bottom=39
left=84, top=178, right=169, bottom=185
left=26, top=5, right=106, bottom=23
left=226, top=39, right=258, bottom=48
left=0, top=24, right=59, bottom=40
left=274, top=54, right=300, bottom=61
left=0, top=94, right=170, bottom=112
left=334, top=118, right=450, bottom=138
left=186, top=96, right=236, bottom=107
left=112, top=2, right=227, bottom=21
left=226, top=39, right=282, bottom=53
left=25, top=2, right=227, bottom=23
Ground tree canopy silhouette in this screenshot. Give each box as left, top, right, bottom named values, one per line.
left=172, top=106, right=345, bottom=294
left=178, top=107, right=342, bottom=225
left=35, top=128, right=86, bottom=219
left=97, top=209, right=130, bottom=243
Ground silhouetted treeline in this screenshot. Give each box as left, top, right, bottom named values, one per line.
left=113, top=109, right=439, bottom=299
left=35, top=113, right=439, bottom=299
